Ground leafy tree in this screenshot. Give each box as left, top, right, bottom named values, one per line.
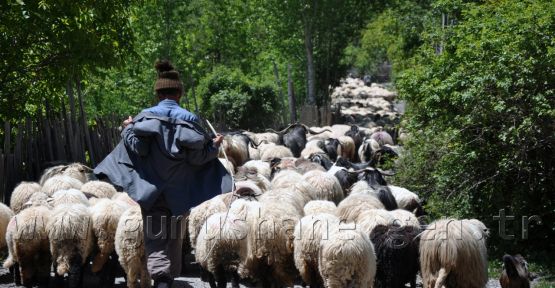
left=395, top=0, right=555, bottom=253
left=0, top=0, right=133, bottom=121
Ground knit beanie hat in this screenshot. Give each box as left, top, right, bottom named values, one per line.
left=154, top=59, right=183, bottom=92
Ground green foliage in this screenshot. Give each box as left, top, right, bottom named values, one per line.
left=343, top=0, right=430, bottom=78
left=395, top=0, right=555, bottom=254
left=0, top=0, right=134, bottom=121
left=198, top=66, right=278, bottom=130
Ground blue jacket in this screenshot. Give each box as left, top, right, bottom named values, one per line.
left=93, top=106, right=232, bottom=215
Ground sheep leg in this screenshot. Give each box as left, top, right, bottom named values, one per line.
left=409, top=276, right=416, bottom=288
left=231, top=272, right=241, bottom=288
left=214, top=265, right=227, bottom=288
left=36, top=252, right=52, bottom=288
left=67, top=255, right=83, bottom=288
left=434, top=267, right=449, bottom=288
left=10, top=263, right=21, bottom=286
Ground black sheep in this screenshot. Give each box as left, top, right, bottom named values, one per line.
left=370, top=224, right=421, bottom=288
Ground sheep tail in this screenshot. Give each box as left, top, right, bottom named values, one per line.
left=434, top=267, right=449, bottom=288
left=3, top=256, right=14, bottom=269
left=56, top=255, right=71, bottom=275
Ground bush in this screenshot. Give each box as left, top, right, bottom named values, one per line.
left=197, top=65, right=279, bottom=131
left=394, top=0, right=555, bottom=254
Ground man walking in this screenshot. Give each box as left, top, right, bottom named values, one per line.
left=94, top=60, right=232, bottom=288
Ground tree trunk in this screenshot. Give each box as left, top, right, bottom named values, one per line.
left=304, top=25, right=316, bottom=105
left=288, top=64, right=297, bottom=123
left=272, top=61, right=286, bottom=125
left=76, top=77, right=95, bottom=166
left=189, top=75, right=199, bottom=114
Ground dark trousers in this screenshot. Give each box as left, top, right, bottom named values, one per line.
left=142, top=196, right=187, bottom=281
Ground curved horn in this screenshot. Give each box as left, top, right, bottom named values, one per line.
left=376, top=168, right=395, bottom=176
left=302, top=124, right=332, bottom=135
left=246, top=136, right=266, bottom=148
left=266, top=123, right=296, bottom=134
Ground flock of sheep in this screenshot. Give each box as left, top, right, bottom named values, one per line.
left=0, top=122, right=531, bottom=288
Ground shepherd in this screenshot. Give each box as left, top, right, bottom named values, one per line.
left=94, top=59, right=232, bottom=288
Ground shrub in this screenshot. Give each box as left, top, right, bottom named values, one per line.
left=394, top=0, right=555, bottom=254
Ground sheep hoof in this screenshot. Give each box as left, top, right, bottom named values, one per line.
left=10, top=263, right=21, bottom=286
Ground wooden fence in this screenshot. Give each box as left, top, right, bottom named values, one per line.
left=0, top=113, right=121, bottom=203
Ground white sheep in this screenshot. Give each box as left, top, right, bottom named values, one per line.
left=115, top=206, right=151, bottom=288
left=420, top=218, right=488, bottom=288
left=235, top=167, right=271, bottom=192
left=80, top=180, right=117, bottom=199
left=318, top=228, right=377, bottom=288
left=349, top=180, right=374, bottom=196
left=112, top=192, right=139, bottom=208
left=241, top=160, right=271, bottom=180
left=357, top=209, right=396, bottom=235
left=358, top=138, right=381, bottom=163
left=89, top=198, right=128, bottom=273
left=195, top=210, right=249, bottom=288
left=3, top=205, right=51, bottom=287
left=271, top=169, right=303, bottom=188
left=0, top=203, right=15, bottom=250
left=239, top=201, right=300, bottom=287
left=260, top=144, right=294, bottom=161
left=39, top=162, right=91, bottom=185
left=9, top=181, right=41, bottom=214
left=188, top=195, right=228, bottom=249
left=258, top=187, right=311, bottom=217
left=294, top=213, right=340, bottom=286
left=47, top=204, right=94, bottom=281
left=300, top=143, right=325, bottom=159
left=336, top=193, right=385, bottom=222
left=302, top=170, right=344, bottom=204
left=41, top=175, right=83, bottom=197
left=389, top=209, right=421, bottom=228
left=51, top=189, right=89, bottom=207
left=254, top=132, right=279, bottom=144
left=303, top=200, right=337, bottom=216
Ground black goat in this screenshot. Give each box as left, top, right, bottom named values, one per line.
left=357, top=168, right=398, bottom=210
left=267, top=123, right=330, bottom=157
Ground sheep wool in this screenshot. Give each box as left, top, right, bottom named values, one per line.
left=318, top=229, right=377, bottom=288
left=271, top=169, right=303, bottom=189
left=9, top=181, right=41, bottom=214
left=115, top=206, right=150, bottom=288
left=303, top=200, right=337, bottom=216
left=41, top=175, right=83, bottom=197
left=51, top=189, right=89, bottom=207
left=357, top=209, right=396, bottom=235
left=47, top=204, right=94, bottom=276
left=260, top=144, right=294, bottom=161
left=188, top=196, right=228, bottom=249
left=39, top=162, right=91, bottom=185
left=388, top=185, right=421, bottom=211
left=220, top=135, right=249, bottom=167
left=4, top=206, right=51, bottom=286
left=242, top=160, right=271, bottom=180
left=80, top=180, right=117, bottom=199
left=195, top=211, right=248, bottom=288
left=300, top=144, right=326, bottom=159
left=389, top=209, right=421, bottom=228
left=0, top=202, right=15, bottom=249
left=370, top=224, right=421, bottom=288
left=336, top=194, right=385, bottom=222
left=89, top=199, right=128, bottom=273
left=420, top=218, right=488, bottom=288
left=294, top=213, right=340, bottom=286
left=302, top=170, right=344, bottom=204
left=337, top=135, right=356, bottom=161
left=240, top=201, right=300, bottom=287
